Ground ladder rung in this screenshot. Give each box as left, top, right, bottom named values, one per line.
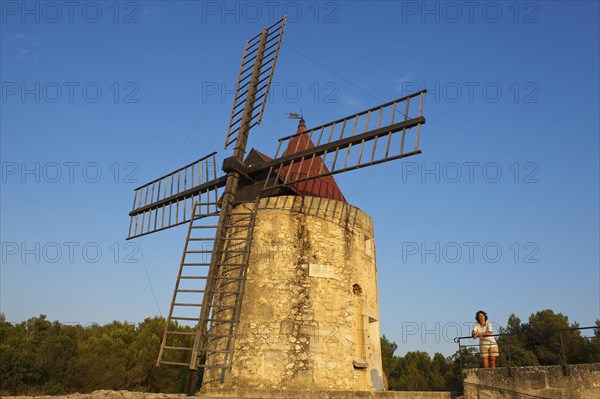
left=211, top=311, right=236, bottom=318
left=223, top=237, right=249, bottom=241
left=199, top=364, right=228, bottom=369
left=212, top=290, right=241, bottom=294
left=192, top=225, right=218, bottom=229
left=224, top=224, right=251, bottom=228
left=210, top=305, right=238, bottom=309
left=217, top=263, right=246, bottom=266
left=213, top=282, right=241, bottom=287
left=215, top=276, right=244, bottom=280
left=160, top=360, right=190, bottom=366
left=186, top=250, right=213, bottom=253
left=181, top=276, right=208, bottom=279
left=223, top=250, right=247, bottom=253
left=164, top=346, right=193, bottom=351
left=206, top=349, right=233, bottom=354
left=176, top=289, right=206, bottom=293
left=171, top=317, right=199, bottom=321
left=206, top=318, right=235, bottom=323
left=174, top=303, right=202, bottom=306
left=167, top=331, right=196, bottom=336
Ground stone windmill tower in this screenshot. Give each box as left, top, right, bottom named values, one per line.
left=126, top=17, right=427, bottom=395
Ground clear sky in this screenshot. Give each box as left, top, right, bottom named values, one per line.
left=1, top=1, right=598, bottom=357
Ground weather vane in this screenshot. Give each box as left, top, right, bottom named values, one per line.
left=286, top=111, right=303, bottom=120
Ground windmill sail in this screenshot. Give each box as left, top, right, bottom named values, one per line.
left=127, top=152, right=223, bottom=239
left=127, top=17, right=287, bottom=241
left=261, top=90, right=427, bottom=191
left=224, top=17, right=287, bottom=149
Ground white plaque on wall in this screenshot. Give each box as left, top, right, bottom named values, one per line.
left=309, top=264, right=335, bottom=279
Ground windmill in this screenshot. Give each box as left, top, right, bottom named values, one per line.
left=126, top=17, right=426, bottom=393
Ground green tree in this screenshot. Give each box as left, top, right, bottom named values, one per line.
left=396, top=351, right=431, bottom=390
left=0, top=314, right=46, bottom=394
left=497, top=314, right=539, bottom=367
left=379, top=338, right=451, bottom=391
left=128, top=317, right=190, bottom=393
left=579, top=319, right=600, bottom=363
left=380, top=335, right=400, bottom=389
left=430, top=352, right=448, bottom=390
left=524, top=309, right=585, bottom=365
left=70, top=321, right=136, bottom=391
left=445, top=347, right=478, bottom=392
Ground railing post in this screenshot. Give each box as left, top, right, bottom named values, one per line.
left=458, top=340, right=464, bottom=372
left=559, top=331, right=568, bottom=376
left=506, top=334, right=513, bottom=377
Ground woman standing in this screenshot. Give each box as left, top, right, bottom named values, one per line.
left=472, top=310, right=499, bottom=368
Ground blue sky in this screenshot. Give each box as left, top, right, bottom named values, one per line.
left=1, top=1, right=598, bottom=357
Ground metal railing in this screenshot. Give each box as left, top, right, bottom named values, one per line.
left=454, top=326, right=598, bottom=375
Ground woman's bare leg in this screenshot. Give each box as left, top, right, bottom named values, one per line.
left=482, top=357, right=490, bottom=368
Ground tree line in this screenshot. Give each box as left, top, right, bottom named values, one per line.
left=1, top=310, right=598, bottom=395
left=0, top=315, right=194, bottom=395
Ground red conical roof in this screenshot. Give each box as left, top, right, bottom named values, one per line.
left=278, top=119, right=347, bottom=203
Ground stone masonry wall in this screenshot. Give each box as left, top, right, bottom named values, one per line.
left=212, top=196, right=383, bottom=391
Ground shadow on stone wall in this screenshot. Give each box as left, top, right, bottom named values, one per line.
left=258, top=196, right=363, bottom=232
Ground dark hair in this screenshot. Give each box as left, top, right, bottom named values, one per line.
left=475, top=310, right=488, bottom=321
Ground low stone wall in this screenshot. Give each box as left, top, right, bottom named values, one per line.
left=2, top=390, right=186, bottom=399
left=4, top=388, right=452, bottom=399
left=461, top=364, right=600, bottom=399
left=201, top=387, right=452, bottom=399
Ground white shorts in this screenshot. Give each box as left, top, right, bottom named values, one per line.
left=480, top=341, right=499, bottom=357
